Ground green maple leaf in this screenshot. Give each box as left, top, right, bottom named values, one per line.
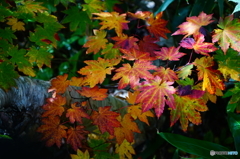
left=0, top=62, right=19, bottom=90
left=8, top=46, right=35, bottom=77
left=177, top=64, right=193, bottom=79
left=0, top=28, right=16, bottom=43
left=176, top=77, right=194, bottom=86
left=88, top=138, right=117, bottom=158
left=26, top=47, right=53, bottom=68
left=170, top=94, right=208, bottom=131
left=0, top=5, right=13, bottom=21
left=62, top=6, right=90, bottom=31
left=230, top=0, right=240, bottom=14
left=214, top=49, right=240, bottom=81
left=0, top=39, right=11, bottom=53
left=82, top=0, right=106, bottom=18
left=54, top=0, right=75, bottom=7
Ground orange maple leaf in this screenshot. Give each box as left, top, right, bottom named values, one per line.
left=146, top=12, right=171, bottom=38
left=42, top=95, right=66, bottom=117
left=194, top=56, right=225, bottom=94
left=120, top=48, right=156, bottom=61
left=154, top=46, right=186, bottom=61
left=128, top=11, right=152, bottom=20
left=91, top=106, right=121, bottom=135
left=66, top=103, right=90, bottom=123
left=37, top=116, right=67, bottom=148
left=114, top=113, right=141, bottom=144
left=93, top=12, right=129, bottom=36
left=67, top=126, right=88, bottom=151
left=112, top=60, right=157, bottom=89
left=112, top=34, right=139, bottom=49
left=180, top=33, right=217, bottom=56
left=127, top=91, right=155, bottom=125
left=172, top=12, right=214, bottom=38
left=153, top=67, right=178, bottom=82
left=212, top=15, right=240, bottom=54
left=78, top=57, right=119, bottom=87
left=170, top=94, right=208, bottom=131
left=77, top=86, right=108, bottom=100
left=136, top=76, right=176, bottom=118
left=50, top=74, right=70, bottom=94
left=83, top=29, right=108, bottom=54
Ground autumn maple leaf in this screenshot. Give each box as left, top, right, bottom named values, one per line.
left=66, top=103, right=90, bottom=123
left=177, top=64, right=194, bottom=79
left=42, top=95, right=66, bottom=117
left=170, top=94, right=208, bottom=131
left=128, top=11, right=152, bottom=20
left=136, top=76, right=176, bottom=118
left=127, top=91, right=154, bottom=125
left=50, top=74, right=70, bottom=94
left=115, top=139, right=135, bottom=159
left=120, top=48, right=156, bottom=61
left=112, top=60, right=157, bottom=89
left=180, top=33, right=217, bottom=56
left=114, top=113, right=141, bottom=144
left=172, top=12, right=214, bottom=38
left=194, top=56, right=225, bottom=94
left=37, top=116, right=67, bottom=148
left=78, top=57, right=119, bottom=87
left=212, top=15, right=240, bottom=54
left=139, top=35, right=161, bottom=56
left=154, top=46, right=186, bottom=61
left=83, top=29, right=108, bottom=54
left=7, top=17, right=25, bottom=31
left=153, top=67, right=178, bottom=82
left=93, top=12, right=129, bottom=36
left=67, top=126, right=88, bottom=151
left=91, top=106, right=121, bottom=135
left=112, top=34, right=139, bottom=49
left=77, top=86, right=108, bottom=100
left=146, top=12, right=171, bottom=38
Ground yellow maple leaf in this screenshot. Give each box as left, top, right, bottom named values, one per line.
left=115, top=139, right=135, bottom=159
left=70, top=149, right=90, bottom=159
left=7, top=17, right=25, bottom=31
left=218, top=65, right=240, bottom=81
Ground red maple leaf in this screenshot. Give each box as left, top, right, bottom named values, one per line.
left=77, top=86, right=108, bottom=101
left=153, top=67, right=178, bottom=82
left=42, top=95, right=66, bottom=117
left=120, top=48, right=156, bottom=61
left=91, top=106, right=121, bottom=135
left=67, top=126, right=88, bottom=151
left=112, top=60, right=157, bottom=89
left=180, top=33, right=217, bottom=56
left=66, top=103, right=90, bottom=123
left=146, top=12, right=171, bottom=38
left=154, top=46, right=186, bottom=61
left=139, top=35, right=161, bottom=56
left=172, top=12, right=214, bottom=38
left=136, top=76, right=176, bottom=118
left=112, top=34, right=139, bottom=49
left=37, top=116, right=67, bottom=148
